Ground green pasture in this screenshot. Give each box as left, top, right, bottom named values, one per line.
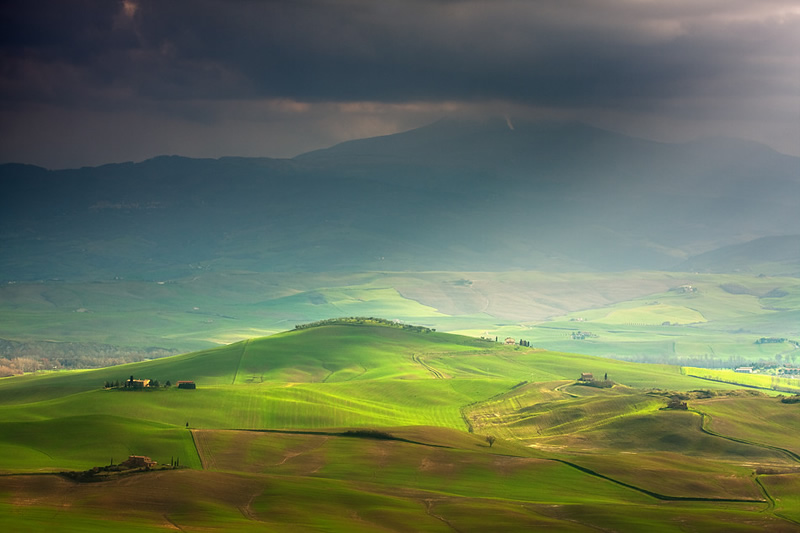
left=0, top=340, right=249, bottom=405
left=683, top=367, right=800, bottom=394
left=550, top=408, right=790, bottom=461
left=1, top=378, right=512, bottom=434
left=464, top=380, right=800, bottom=503
left=193, top=428, right=788, bottom=529
left=3, top=270, right=800, bottom=371
left=581, top=302, right=707, bottom=325
left=567, top=451, right=764, bottom=501
left=233, top=325, right=487, bottom=383
left=522, top=321, right=798, bottom=366
left=0, top=414, right=200, bottom=472
left=3, top=425, right=793, bottom=532
left=759, top=474, right=800, bottom=524
left=0, top=470, right=276, bottom=533
left=693, top=396, right=800, bottom=455
left=446, top=347, right=744, bottom=390
left=466, top=383, right=667, bottom=440
left=0, top=322, right=790, bottom=414
left=256, top=434, right=655, bottom=506
left=2, top=322, right=800, bottom=531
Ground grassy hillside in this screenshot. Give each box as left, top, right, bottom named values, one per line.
left=0, top=415, right=201, bottom=472
left=1, top=321, right=799, bottom=531
left=3, top=270, right=799, bottom=375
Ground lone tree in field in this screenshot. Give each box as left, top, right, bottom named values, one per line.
left=486, top=435, right=496, bottom=448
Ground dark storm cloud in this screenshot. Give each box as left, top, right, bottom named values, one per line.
left=2, top=0, right=797, bottom=109
left=1, top=0, right=798, bottom=167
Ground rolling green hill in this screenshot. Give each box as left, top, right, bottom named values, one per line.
left=3, top=269, right=800, bottom=376
left=1, top=321, right=799, bottom=531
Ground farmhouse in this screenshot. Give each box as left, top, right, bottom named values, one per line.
left=129, top=379, right=150, bottom=389
left=504, top=337, right=516, bottom=345
left=735, top=367, right=754, bottom=373
left=120, top=455, right=157, bottom=469
left=579, top=372, right=594, bottom=381
left=177, top=381, right=196, bottom=389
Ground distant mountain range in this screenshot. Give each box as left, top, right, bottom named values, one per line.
left=2, top=118, right=798, bottom=280
left=676, top=235, right=800, bottom=276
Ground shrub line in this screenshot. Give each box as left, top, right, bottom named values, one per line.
left=240, top=428, right=453, bottom=449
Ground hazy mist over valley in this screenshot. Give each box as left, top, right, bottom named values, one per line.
left=2, top=2, right=799, bottom=531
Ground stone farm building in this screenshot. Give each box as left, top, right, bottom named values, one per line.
left=121, top=455, right=157, bottom=469
left=580, top=372, right=594, bottom=381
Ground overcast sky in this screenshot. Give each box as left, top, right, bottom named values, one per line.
left=1, top=0, right=798, bottom=169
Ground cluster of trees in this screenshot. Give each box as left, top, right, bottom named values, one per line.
left=578, top=379, right=614, bottom=389
left=0, top=356, right=58, bottom=377
left=0, top=338, right=179, bottom=372
left=341, top=429, right=396, bottom=440
left=755, top=337, right=787, bottom=344
left=295, top=317, right=435, bottom=333
left=657, top=389, right=767, bottom=402
left=666, top=397, right=689, bottom=410
left=732, top=355, right=799, bottom=370
left=618, top=354, right=760, bottom=368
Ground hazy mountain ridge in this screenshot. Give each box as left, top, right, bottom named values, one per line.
left=677, top=235, right=800, bottom=275
left=2, top=119, right=798, bottom=280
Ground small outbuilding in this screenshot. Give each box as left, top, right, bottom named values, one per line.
left=579, top=372, right=594, bottom=381
left=177, top=381, right=196, bottom=389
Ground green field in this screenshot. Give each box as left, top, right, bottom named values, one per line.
left=3, top=270, right=800, bottom=372
left=683, top=367, right=800, bottom=394
left=1, top=321, right=799, bottom=531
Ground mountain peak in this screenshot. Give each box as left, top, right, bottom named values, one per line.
left=294, top=117, right=632, bottom=167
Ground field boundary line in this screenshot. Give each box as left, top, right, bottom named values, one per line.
left=690, top=409, right=800, bottom=463
left=753, top=475, right=775, bottom=513
left=422, top=498, right=462, bottom=532
left=550, top=459, right=766, bottom=503
left=231, top=339, right=250, bottom=385
left=189, top=430, right=206, bottom=470
left=754, top=475, right=800, bottom=528
left=163, top=514, right=186, bottom=532
left=691, top=407, right=800, bottom=527
left=682, top=371, right=800, bottom=395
